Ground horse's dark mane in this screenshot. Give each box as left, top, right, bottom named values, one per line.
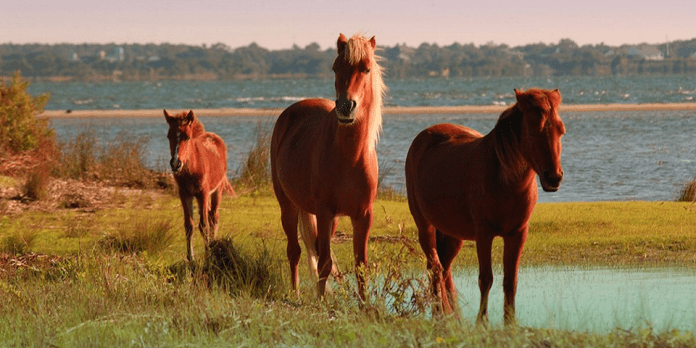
left=492, top=105, right=527, bottom=184
left=191, top=119, right=206, bottom=137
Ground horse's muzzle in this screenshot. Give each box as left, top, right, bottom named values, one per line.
left=335, top=97, right=357, bottom=123
left=170, top=157, right=183, bottom=173
left=541, top=170, right=563, bottom=192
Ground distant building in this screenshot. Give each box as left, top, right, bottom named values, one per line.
left=627, top=45, right=664, bottom=61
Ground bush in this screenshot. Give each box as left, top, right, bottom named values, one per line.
left=0, top=71, right=52, bottom=155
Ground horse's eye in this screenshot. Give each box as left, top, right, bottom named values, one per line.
left=363, top=68, right=371, bottom=74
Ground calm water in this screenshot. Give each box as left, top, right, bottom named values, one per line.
left=455, top=267, right=696, bottom=333
left=31, top=76, right=696, bottom=202
left=29, top=75, right=696, bottom=111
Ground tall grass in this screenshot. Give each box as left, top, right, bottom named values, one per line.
left=234, top=119, right=274, bottom=194
left=676, top=175, right=696, bottom=202
left=56, top=130, right=162, bottom=189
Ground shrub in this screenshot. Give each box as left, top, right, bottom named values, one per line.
left=0, top=71, right=52, bottom=155
left=203, top=237, right=284, bottom=299
left=22, top=163, right=52, bottom=201
left=99, top=218, right=175, bottom=254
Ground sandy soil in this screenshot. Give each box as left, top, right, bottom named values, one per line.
left=37, top=103, right=696, bottom=118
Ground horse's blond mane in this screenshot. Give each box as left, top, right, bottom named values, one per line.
left=343, top=33, right=386, bottom=151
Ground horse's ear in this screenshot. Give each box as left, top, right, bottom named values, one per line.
left=369, top=36, right=376, bottom=49
left=164, top=109, right=173, bottom=121
left=337, top=33, right=348, bottom=54
left=551, top=88, right=562, bottom=102
left=185, top=110, right=195, bottom=125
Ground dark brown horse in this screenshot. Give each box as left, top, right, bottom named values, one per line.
left=271, top=33, right=385, bottom=300
left=405, top=88, right=565, bottom=325
left=164, top=110, right=234, bottom=263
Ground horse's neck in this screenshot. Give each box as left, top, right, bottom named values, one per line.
left=485, top=111, right=534, bottom=188
left=331, top=110, right=378, bottom=163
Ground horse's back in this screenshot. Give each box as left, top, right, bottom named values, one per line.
left=406, top=123, right=482, bottom=172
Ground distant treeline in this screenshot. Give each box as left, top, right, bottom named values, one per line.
left=2, top=38, right=696, bottom=81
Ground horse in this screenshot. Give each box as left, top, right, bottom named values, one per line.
left=405, top=88, right=565, bottom=325
left=164, top=109, right=234, bottom=263
left=270, top=33, right=385, bottom=300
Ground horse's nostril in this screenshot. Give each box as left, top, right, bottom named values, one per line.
left=350, top=100, right=357, bottom=112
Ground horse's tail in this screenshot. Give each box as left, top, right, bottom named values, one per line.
left=220, top=177, right=235, bottom=196
left=298, top=211, right=340, bottom=289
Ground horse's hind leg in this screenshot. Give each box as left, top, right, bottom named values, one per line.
left=436, top=230, right=464, bottom=316
left=502, top=227, right=528, bottom=326
left=208, top=188, right=223, bottom=242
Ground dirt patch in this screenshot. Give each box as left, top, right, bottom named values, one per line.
left=0, top=177, right=170, bottom=215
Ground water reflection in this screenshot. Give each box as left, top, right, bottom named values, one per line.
left=454, top=266, right=696, bottom=332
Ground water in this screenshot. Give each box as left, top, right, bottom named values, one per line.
left=30, top=76, right=696, bottom=202
left=454, top=266, right=696, bottom=333
left=28, top=75, right=696, bottom=111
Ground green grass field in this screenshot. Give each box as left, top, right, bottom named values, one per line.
left=2, top=186, right=696, bottom=347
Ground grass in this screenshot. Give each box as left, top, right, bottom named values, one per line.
left=2, top=185, right=696, bottom=346
left=2, top=123, right=696, bottom=345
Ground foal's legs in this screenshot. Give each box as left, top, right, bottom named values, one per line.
left=475, top=234, right=495, bottom=325
left=502, top=227, right=528, bottom=326
left=208, top=188, right=223, bottom=242
left=179, top=192, right=196, bottom=263
left=195, top=191, right=211, bottom=248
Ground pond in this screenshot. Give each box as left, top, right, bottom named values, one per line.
left=454, top=266, right=696, bottom=332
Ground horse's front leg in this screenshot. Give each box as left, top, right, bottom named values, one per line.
left=179, top=192, right=196, bottom=263
left=475, top=234, right=494, bottom=326
left=502, top=226, right=528, bottom=326
left=315, top=209, right=336, bottom=298
left=195, top=192, right=211, bottom=248
left=351, top=207, right=373, bottom=302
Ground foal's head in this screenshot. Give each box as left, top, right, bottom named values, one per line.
left=333, top=33, right=384, bottom=127
left=164, top=109, right=203, bottom=174
left=515, top=88, right=566, bottom=192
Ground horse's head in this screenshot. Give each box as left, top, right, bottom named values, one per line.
left=164, top=109, right=197, bottom=174
left=333, top=33, right=382, bottom=125
left=515, top=88, right=566, bottom=192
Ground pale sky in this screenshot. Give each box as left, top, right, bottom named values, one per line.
left=2, top=0, right=695, bottom=50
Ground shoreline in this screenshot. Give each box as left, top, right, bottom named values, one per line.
left=38, top=103, right=696, bottom=118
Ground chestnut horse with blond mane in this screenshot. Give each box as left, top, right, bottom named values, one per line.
left=271, top=33, right=385, bottom=300
left=164, top=110, right=234, bottom=263
left=405, top=88, right=565, bottom=325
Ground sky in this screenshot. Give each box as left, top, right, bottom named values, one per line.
left=2, top=0, right=695, bottom=50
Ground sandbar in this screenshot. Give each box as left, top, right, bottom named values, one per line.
left=38, top=103, right=696, bottom=118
